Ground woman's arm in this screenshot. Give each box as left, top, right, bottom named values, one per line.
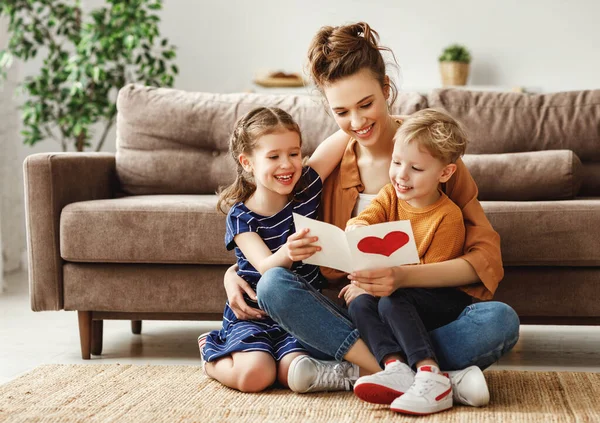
left=307, top=129, right=351, bottom=181
left=349, top=209, right=475, bottom=297
left=223, top=264, right=268, bottom=320
left=349, top=258, right=479, bottom=297
left=444, top=158, right=504, bottom=299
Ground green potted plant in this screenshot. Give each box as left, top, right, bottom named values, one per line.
left=0, top=0, right=178, bottom=152
left=438, top=44, right=471, bottom=86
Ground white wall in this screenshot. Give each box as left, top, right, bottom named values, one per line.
left=160, top=0, right=600, bottom=94
left=15, top=0, right=600, bottom=152
left=3, top=0, right=600, bottom=274
left=1, top=18, right=25, bottom=276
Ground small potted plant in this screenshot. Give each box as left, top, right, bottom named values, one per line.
left=438, top=44, right=471, bottom=86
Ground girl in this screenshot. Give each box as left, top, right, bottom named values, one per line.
left=224, top=22, right=520, bottom=405
left=199, top=107, right=373, bottom=393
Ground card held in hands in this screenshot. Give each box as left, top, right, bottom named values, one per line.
left=292, top=213, right=420, bottom=273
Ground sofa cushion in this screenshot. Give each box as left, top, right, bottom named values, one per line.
left=60, top=195, right=234, bottom=265
left=429, top=88, right=600, bottom=196
left=61, top=195, right=600, bottom=268
left=462, top=150, right=583, bottom=201
left=116, top=84, right=428, bottom=195
left=482, top=199, right=600, bottom=266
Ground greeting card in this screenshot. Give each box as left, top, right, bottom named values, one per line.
left=292, top=213, right=419, bottom=273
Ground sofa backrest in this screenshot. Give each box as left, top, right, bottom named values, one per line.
left=429, top=89, right=600, bottom=196
left=116, top=84, right=427, bottom=195
left=116, top=84, right=600, bottom=197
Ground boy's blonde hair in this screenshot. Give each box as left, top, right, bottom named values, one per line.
left=395, top=108, right=468, bottom=164
left=217, top=107, right=302, bottom=214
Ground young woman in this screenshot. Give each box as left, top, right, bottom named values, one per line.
left=223, top=22, right=520, bottom=405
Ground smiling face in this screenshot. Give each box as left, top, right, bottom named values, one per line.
left=322, top=68, right=392, bottom=148
left=239, top=129, right=303, bottom=200
left=389, top=136, right=457, bottom=208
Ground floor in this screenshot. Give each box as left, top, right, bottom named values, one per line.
left=2, top=270, right=600, bottom=385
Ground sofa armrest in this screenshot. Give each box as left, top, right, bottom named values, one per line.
left=23, top=153, right=118, bottom=311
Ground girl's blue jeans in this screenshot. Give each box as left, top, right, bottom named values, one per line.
left=256, top=267, right=520, bottom=370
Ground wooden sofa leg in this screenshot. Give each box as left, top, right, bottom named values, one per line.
left=77, top=311, right=92, bottom=360
left=131, top=320, right=142, bottom=334
left=91, top=320, right=103, bottom=356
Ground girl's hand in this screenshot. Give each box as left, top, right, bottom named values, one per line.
left=339, top=284, right=369, bottom=306
left=224, top=265, right=267, bottom=320
left=284, top=228, right=321, bottom=261
left=348, top=266, right=405, bottom=297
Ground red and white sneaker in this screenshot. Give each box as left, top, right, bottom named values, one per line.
left=447, top=365, right=490, bottom=407
left=197, top=332, right=211, bottom=374
left=353, top=360, right=415, bottom=404
left=390, top=365, right=453, bottom=415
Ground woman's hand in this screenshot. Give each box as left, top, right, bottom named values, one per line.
left=283, top=228, right=321, bottom=262
left=224, top=264, right=267, bottom=320
left=348, top=266, right=405, bottom=297
left=339, top=283, right=369, bottom=305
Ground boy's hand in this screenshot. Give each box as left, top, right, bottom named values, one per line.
left=345, top=223, right=366, bottom=232
left=349, top=266, right=403, bottom=297
left=284, top=228, right=321, bottom=262
left=339, top=283, right=369, bottom=306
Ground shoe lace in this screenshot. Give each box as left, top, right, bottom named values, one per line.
left=314, top=361, right=354, bottom=390
left=411, top=373, right=435, bottom=396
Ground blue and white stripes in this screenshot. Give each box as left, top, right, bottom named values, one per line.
left=203, top=166, right=325, bottom=362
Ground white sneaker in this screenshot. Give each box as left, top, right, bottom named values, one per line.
left=197, top=332, right=211, bottom=374
left=287, top=355, right=359, bottom=393
left=353, top=360, right=415, bottom=404
left=447, top=365, right=490, bottom=406
left=390, top=366, right=453, bottom=415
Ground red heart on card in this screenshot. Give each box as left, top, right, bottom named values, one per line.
left=357, top=231, right=410, bottom=257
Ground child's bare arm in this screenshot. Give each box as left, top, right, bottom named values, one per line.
left=307, top=129, right=350, bottom=181
left=234, top=229, right=320, bottom=275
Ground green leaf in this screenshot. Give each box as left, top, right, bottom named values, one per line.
left=438, top=44, right=471, bottom=63
left=3, top=0, right=177, bottom=151
left=0, top=51, right=14, bottom=68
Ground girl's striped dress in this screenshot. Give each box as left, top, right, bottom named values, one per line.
left=203, top=166, right=326, bottom=362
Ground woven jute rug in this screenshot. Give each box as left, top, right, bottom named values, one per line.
left=1, top=364, right=599, bottom=423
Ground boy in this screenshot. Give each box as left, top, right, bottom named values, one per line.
left=342, top=109, right=486, bottom=415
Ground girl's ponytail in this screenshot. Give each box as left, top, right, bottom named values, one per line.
left=217, top=167, right=256, bottom=214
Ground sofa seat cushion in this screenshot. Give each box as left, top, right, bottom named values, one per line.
left=482, top=199, right=600, bottom=266
left=60, top=195, right=234, bottom=264
left=463, top=150, right=583, bottom=201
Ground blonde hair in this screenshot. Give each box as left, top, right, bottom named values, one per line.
left=307, top=22, right=398, bottom=105
left=396, top=109, right=468, bottom=163
left=217, top=107, right=302, bottom=214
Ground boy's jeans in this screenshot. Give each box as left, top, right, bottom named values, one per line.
left=257, top=267, right=520, bottom=370
left=348, top=287, right=473, bottom=368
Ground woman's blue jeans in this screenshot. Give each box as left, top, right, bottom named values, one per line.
left=256, top=267, right=520, bottom=370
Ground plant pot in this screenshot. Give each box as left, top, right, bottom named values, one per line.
left=439, top=61, right=470, bottom=86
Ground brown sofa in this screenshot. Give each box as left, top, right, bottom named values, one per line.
left=24, top=84, right=600, bottom=359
